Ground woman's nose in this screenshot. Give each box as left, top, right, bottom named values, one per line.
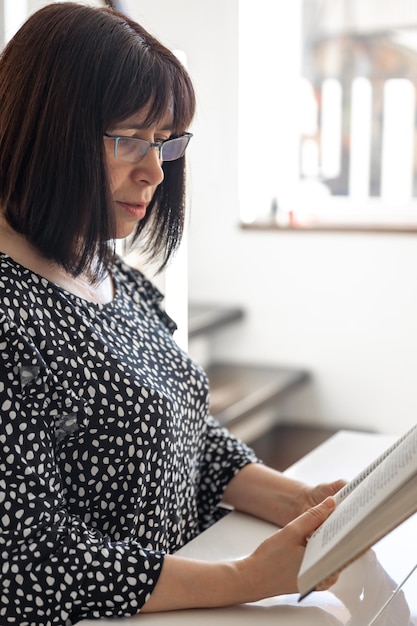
left=133, top=147, right=165, bottom=186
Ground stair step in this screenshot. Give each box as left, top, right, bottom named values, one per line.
left=188, top=303, right=245, bottom=338
left=206, top=362, right=310, bottom=427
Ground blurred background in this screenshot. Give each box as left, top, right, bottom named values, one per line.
left=3, top=0, right=417, bottom=459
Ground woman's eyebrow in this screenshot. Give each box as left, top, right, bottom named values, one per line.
left=114, top=121, right=174, bottom=131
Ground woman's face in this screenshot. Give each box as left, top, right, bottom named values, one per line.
left=104, top=109, right=171, bottom=239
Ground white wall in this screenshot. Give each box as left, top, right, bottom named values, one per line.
left=195, top=228, right=417, bottom=435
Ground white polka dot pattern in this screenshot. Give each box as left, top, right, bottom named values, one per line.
left=0, top=254, right=258, bottom=625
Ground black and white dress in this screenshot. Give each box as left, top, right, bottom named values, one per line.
left=0, top=253, right=258, bottom=625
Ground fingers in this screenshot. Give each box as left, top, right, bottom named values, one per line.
left=290, top=496, right=336, bottom=545
left=310, top=480, right=346, bottom=506
left=329, top=479, right=347, bottom=494
left=246, top=497, right=338, bottom=599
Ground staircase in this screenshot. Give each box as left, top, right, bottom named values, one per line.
left=188, top=303, right=310, bottom=442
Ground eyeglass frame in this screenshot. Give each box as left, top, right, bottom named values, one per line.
left=104, top=131, right=193, bottom=163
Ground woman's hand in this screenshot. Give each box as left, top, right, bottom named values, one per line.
left=222, top=462, right=345, bottom=527
left=237, top=496, right=339, bottom=599
left=297, top=480, right=347, bottom=515
left=142, top=497, right=338, bottom=612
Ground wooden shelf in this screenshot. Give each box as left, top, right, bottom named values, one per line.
left=206, top=362, right=310, bottom=427
left=188, top=303, right=245, bottom=339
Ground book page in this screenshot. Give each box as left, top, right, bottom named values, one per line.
left=334, top=423, right=417, bottom=505
left=300, top=425, right=417, bottom=568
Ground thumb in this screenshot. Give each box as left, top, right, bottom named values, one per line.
left=291, top=496, right=336, bottom=545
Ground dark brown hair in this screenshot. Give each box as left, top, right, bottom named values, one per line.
left=0, top=2, right=195, bottom=278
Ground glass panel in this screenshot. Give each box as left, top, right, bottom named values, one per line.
left=301, top=0, right=417, bottom=203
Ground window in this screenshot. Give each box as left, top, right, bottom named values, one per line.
left=239, top=0, right=417, bottom=231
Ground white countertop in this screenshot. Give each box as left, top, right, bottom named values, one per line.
left=80, top=430, right=417, bottom=625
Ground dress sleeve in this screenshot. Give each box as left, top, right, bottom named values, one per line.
left=0, top=314, right=163, bottom=625
left=197, top=414, right=261, bottom=530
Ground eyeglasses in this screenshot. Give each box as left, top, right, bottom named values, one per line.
left=104, top=132, right=192, bottom=163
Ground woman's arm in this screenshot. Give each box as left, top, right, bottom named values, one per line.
left=199, top=416, right=344, bottom=529
left=222, top=462, right=345, bottom=527
left=142, top=497, right=337, bottom=612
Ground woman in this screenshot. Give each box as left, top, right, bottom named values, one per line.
left=0, top=3, right=343, bottom=624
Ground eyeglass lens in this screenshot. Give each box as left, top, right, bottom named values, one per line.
left=160, top=136, right=191, bottom=161
left=114, top=134, right=191, bottom=162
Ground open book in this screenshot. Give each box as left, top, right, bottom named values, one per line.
left=298, top=423, right=417, bottom=600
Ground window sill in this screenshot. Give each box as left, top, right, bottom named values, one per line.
left=240, top=196, right=417, bottom=233
left=240, top=219, right=417, bottom=234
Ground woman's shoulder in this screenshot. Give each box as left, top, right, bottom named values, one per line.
left=0, top=252, right=38, bottom=297
left=0, top=254, right=46, bottom=334
left=114, top=255, right=164, bottom=304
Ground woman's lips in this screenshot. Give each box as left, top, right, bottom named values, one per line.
left=117, top=201, right=147, bottom=219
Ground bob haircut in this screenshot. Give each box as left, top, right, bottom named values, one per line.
left=0, top=2, right=195, bottom=279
